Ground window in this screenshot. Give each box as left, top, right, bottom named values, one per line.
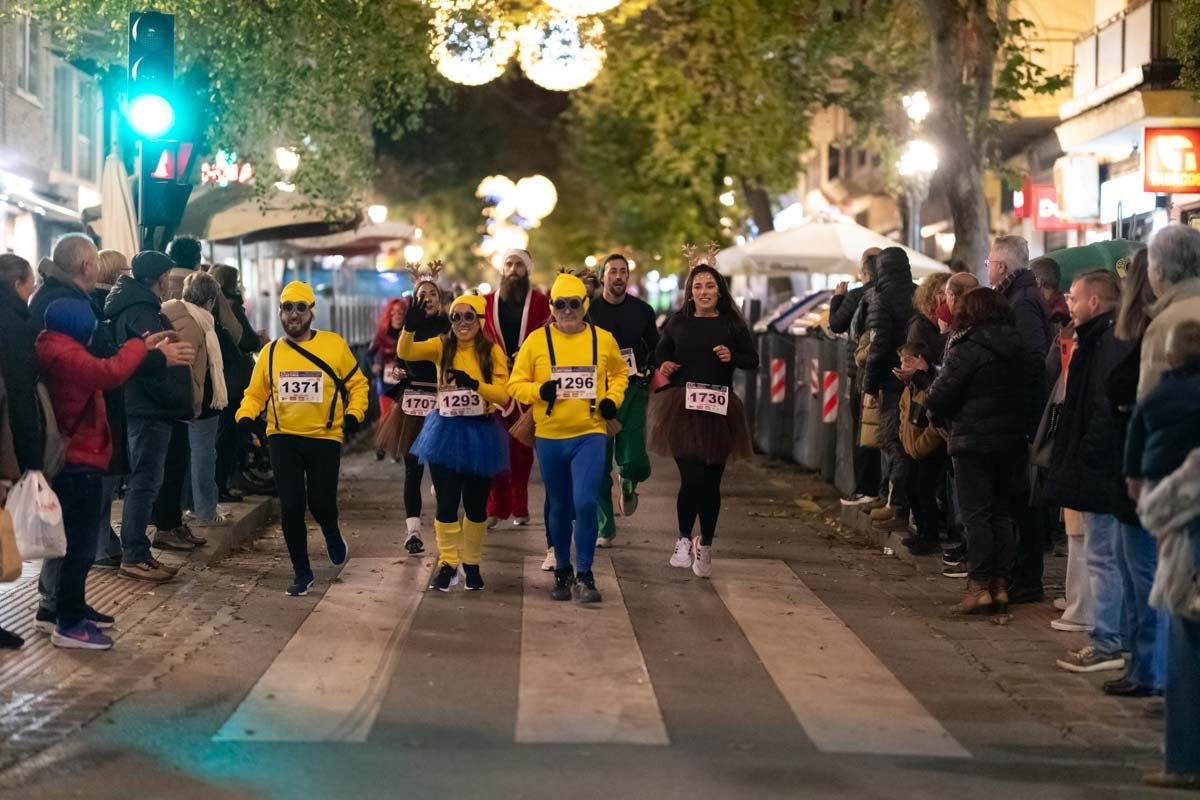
left=54, top=65, right=74, bottom=172
left=77, top=79, right=99, bottom=182
left=51, top=63, right=102, bottom=181
left=16, top=15, right=41, bottom=98
left=826, top=144, right=841, bottom=182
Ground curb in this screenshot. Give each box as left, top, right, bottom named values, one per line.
left=192, top=495, right=278, bottom=564
left=839, top=505, right=919, bottom=568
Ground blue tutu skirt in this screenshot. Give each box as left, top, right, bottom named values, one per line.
left=410, top=411, right=511, bottom=477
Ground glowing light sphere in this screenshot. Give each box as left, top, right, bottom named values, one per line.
left=429, top=2, right=517, bottom=86
left=515, top=175, right=558, bottom=221
left=543, top=0, right=621, bottom=15
left=517, top=14, right=606, bottom=92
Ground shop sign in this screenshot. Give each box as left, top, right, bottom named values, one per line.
left=1013, top=177, right=1032, bottom=218
left=1144, top=128, right=1200, bottom=193
left=1032, top=184, right=1076, bottom=231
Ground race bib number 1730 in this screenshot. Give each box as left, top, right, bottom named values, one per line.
left=685, top=382, right=729, bottom=416
left=278, top=371, right=324, bottom=403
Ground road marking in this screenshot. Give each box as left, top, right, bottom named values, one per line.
left=711, top=558, right=970, bottom=758
left=213, top=557, right=432, bottom=742
left=516, top=555, right=669, bottom=745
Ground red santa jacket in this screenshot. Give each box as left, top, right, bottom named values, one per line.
left=484, top=289, right=550, bottom=417
left=34, top=331, right=148, bottom=471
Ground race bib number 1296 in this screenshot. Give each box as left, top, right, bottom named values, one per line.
left=278, top=371, right=324, bottom=403
left=552, top=366, right=597, bottom=400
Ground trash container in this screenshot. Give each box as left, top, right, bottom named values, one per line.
left=795, top=334, right=839, bottom=474
left=833, top=340, right=858, bottom=497
left=754, top=332, right=795, bottom=458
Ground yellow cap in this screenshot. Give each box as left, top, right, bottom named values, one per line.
left=449, top=294, right=487, bottom=317
left=280, top=281, right=315, bottom=305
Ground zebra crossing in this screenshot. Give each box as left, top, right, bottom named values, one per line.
left=213, top=550, right=969, bottom=758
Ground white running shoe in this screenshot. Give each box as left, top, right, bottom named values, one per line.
left=1053, top=597, right=1067, bottom=611
left=406, top=516, right=422, bottom=535
left=540, top=547, right=556, bottom=571
left=513, top=516, right=531, bottom=526
left=596, top=536, right=614, bottom=548
left=1050, top=618, right=1090, bottom=632
left=669, top=538, right=693, bottom=568
left=691, top=537, right=712, bottom=578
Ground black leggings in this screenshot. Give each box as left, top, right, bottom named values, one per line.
left=268, top=435, right=342, bottom=576
left=404, top=453, right=424, bottom=518
left=675, top=457, right=727, bottom=545
left=428, top=463, right=489, bottom=524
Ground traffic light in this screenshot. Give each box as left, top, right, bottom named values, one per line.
left=127, top=11, right=175, bottom=139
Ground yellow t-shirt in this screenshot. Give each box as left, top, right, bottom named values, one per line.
left=237, top=330, right=370, bottom=442
left=508, top=323, right=627, bottom=440
left=396, top=332, right=510, bottom=408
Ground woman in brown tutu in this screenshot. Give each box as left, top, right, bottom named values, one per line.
left=650, top=256, right=758, bottom=578
left=375, top=266, right=449, bottom=553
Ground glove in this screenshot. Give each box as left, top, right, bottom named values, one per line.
left=598, top=398, right=618, bottom=420
left=539, top=380, right=559, bottom=403
left=448, top=369, right=480, bottom=391
left=343, top=415, right=361, bottom=436
left=404, top=298, right=427, bottom=332
left=236, top=417, right=258, bottom=438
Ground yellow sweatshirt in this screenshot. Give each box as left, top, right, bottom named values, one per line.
left=237, top=331, right=370, bottom=442
left=396, top=332, right=511, bottom=408
left=509, top=323, right=627, bottom=440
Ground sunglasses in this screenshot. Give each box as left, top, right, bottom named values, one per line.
left=553, top=298, right=583, bottom=311
left=280, top=301, right=311, bottom=314
left=449, top=311, right=478, bottom=324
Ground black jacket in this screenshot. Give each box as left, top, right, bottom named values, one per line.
left=225, top=291, right=260, bottom=354
left=104, top=275, right=193, bottom=421
left=905, top=313, right=946, bottom=367
left=922, top=321, right=1027, bottom=456
left=1124, top=366, right=1200, bottom=481
left=863, top=258, right=914, bottom=395
left=1105, top=335, right=1143, bottom=524
left=1040, top=312, right=1133, bottom=514
left=997, top=269, right=1052, bottom=437
left=0, top=287, right=42, bottom=471
left=829, top=284, right=869, bottom=335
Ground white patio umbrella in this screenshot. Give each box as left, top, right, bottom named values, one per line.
left=96, top=155, right=140, bottom=257
left=719, top=213, right=948, bottom=278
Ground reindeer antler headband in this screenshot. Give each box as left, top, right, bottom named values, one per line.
left=682, top=242, right=722, bottom=269
left=406, top=260, right=445, bottom=287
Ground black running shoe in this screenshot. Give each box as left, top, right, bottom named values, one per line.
left=287, top=572, right=315, bottom=597
left=432, top=563, right=456, bottom=593
left=463, top=564, right=484, bottom=591
left=404, top=533, right=424, bottom=554
left=551, top=566, right=574, bottom=601
left=85, top=605, right=115, bottom=629
left=573, top=570, right=601, bottom=603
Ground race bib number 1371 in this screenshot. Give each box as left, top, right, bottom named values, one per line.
left=278, top=371, right=324, bottom=403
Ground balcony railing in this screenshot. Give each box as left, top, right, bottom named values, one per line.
left=1063, top=0, right=1175, bottom=118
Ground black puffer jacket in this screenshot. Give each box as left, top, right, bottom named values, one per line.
left=0, top=287, right=41, bottom=471
left=1040, top=312, right=1133, bottom=514
left=923, top=321, right=1027, bottom=456
left=863, top=248, right=914, bottom=395
left=829, top=283, right=869, bottom=335
left=104, top=275, right=193, bottom=421
left=997, top=268, right=1051, bottom=437
left=906, top=313, right=946, bottom=366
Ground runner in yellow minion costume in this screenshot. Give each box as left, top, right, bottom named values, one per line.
left=399, top=292, right=511, bottom=592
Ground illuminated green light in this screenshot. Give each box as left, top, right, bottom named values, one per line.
left=129, top=94, right=174, bottom=138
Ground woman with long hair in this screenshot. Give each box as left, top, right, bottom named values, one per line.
left=923, top=288, right=1027, bottom=614
left=651, top=254, right=758, bottom=578
left=371, top=298, right=408, bottom=429
left=376, top=272, right=449, bottom=553
left=398, top=292, right=509, bottom=592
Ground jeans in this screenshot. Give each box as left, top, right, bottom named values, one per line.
left=877, top=390, right=912, bottom=516
left=911, top=450, right=947, bottom=542
left=536, top=434, right=606, bottom=573
left=598, top=381, right=651, bottom=537
left=96, top=474, right=123, bottom=561
left=1081, top=512, right=1125, bottom=658
left=121, top=417, right=174, bottom=564
left=1165, top=520, right=1200, bottom=776
left=953, top=450, right=1020, bottom=582
left=187, top=415, right=220, bottom=520
left=151, top=421, right=190, bottom=532
left=1115, top=524, right=1168, bottom=690
left=268, top=435, right=342, bottom=577
left=47, top=469, right=104, bottom=628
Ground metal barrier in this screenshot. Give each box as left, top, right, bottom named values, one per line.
left=794, top=335, right=838, bottom=475
left=833, top=341, right=858, bottom=497
left=753, top=333, right=795, bottom=457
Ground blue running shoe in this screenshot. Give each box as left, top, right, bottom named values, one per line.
left=325, top=532, right=348, bottom=566
left=287, top=572, right=315, bottom=597
left=51, top=621, right=113, bottom=650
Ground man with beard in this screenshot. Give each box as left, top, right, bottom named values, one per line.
left=236, top=281, right=368, bottom=596
left=484, top=249, right=551, bottom=527
left=586, top=254, right=658, bottom=544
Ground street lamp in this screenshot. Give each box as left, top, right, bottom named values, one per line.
left=897, top=139, right=938, bottom=251
left=903, top=91, right=930, bottom=124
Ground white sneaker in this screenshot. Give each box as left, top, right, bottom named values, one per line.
left=839, top=494, right=877, bottom=506
left=406, top=517, right=422, bottom=535
left=1050, top=618, right=1090, bottom=632
left=513, top=516, right=531, bottom=526
left=691, top=537, right=712, bottom=578
left=669, top=538, right=693, bottom=568
left=596, top=536, right=614, bottom=548
left=1053, top=597, right=1068, bottom=611
left=540, top=547, right=556, bottom=571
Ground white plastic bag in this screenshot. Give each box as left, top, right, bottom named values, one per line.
left=8, top=471, right=66, bottom=560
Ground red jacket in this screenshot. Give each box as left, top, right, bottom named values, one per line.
left=484, top=289, right=551, bottom=362
left=34, top=332, right=148, bottom=471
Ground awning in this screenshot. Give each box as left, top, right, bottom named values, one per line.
left=287, top=221, right=415, bottom=256
left=176, top=184, right=360, bottom=244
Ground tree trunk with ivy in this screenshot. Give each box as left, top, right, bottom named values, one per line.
left=917, top=0, right=1004, bottom=277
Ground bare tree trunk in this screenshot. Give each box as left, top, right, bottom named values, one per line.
left=916, top=0, right=1005, bottom=280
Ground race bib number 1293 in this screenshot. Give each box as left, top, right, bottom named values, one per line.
left=437, top=386, right=485, bottom=417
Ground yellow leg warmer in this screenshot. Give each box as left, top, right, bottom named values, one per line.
left=462, top=518, right=488, bottom=566
left=434, top=520, right=462, bottom=568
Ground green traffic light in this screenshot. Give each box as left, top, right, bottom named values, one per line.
left=129, top=93, right=174, bottom=138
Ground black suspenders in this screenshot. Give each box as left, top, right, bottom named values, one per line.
left=542, top=323, right=598, bottom=417
left=267, top=337, right=361, bottom=429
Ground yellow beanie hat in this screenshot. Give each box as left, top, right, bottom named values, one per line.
left=449, top=294, right=487, bottom=317
left=280, top=281, right=315, bottom=305
left=550, top=272, right=589, bottom=314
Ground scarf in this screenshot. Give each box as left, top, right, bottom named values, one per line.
left=184, top=301, right=228, bottom=410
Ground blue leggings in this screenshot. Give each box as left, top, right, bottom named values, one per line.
left=536, top=434, right=606, bottom=573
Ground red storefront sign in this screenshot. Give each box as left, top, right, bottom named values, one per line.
left=1013, top=177, right=1033, bottom=218
left=1032, top=184, right=1076, bottom=231
left=1145, top=128, right=1200, bottom=193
